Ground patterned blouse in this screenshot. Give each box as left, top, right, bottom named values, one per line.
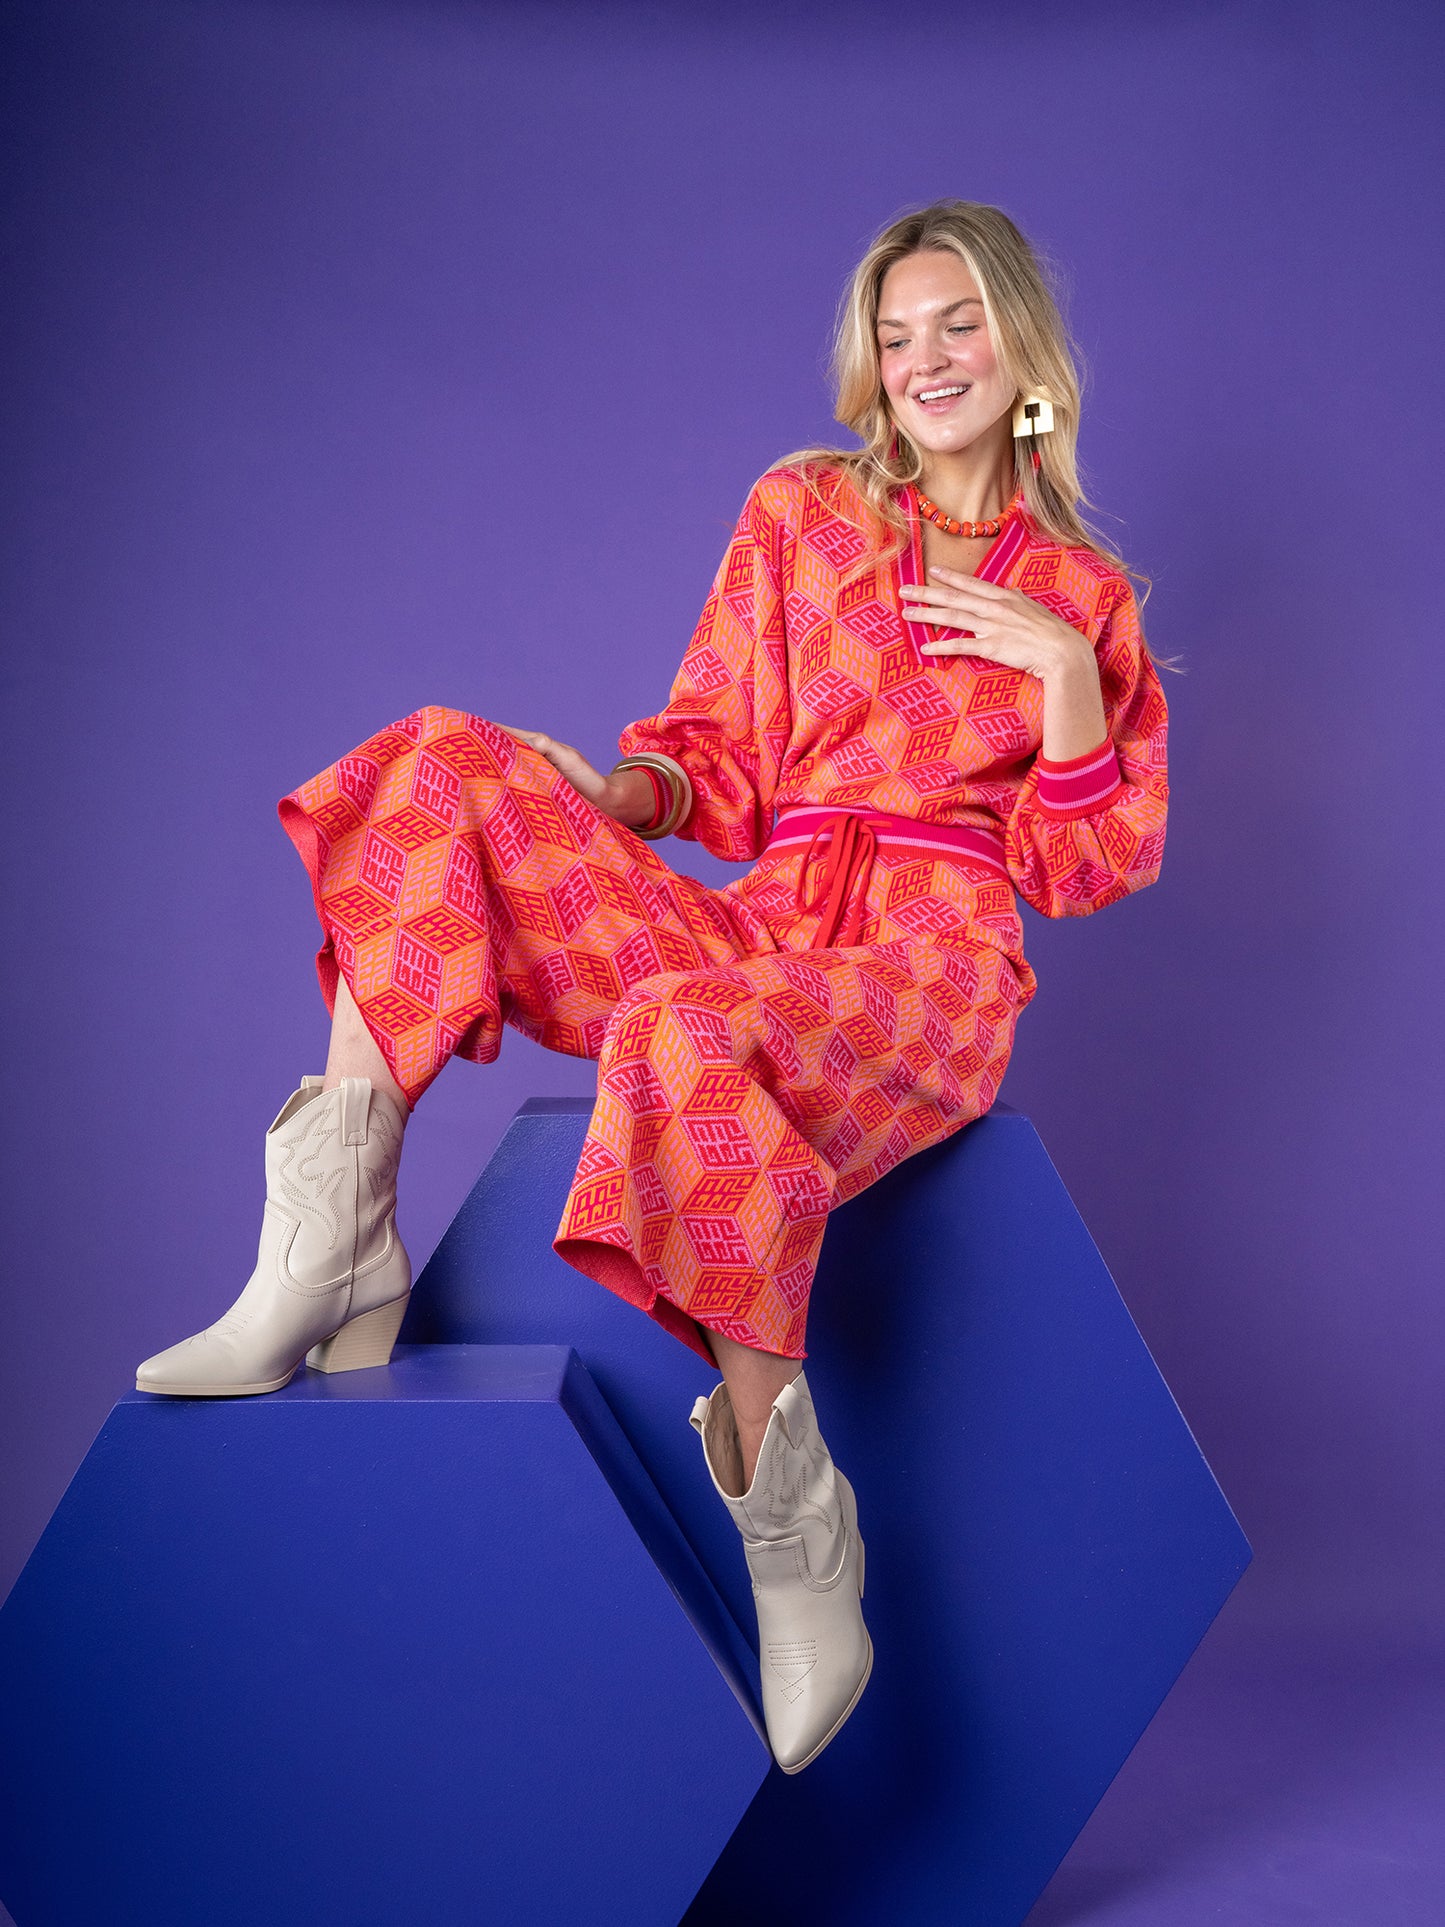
left=617, top=463, right=1168, bottom=920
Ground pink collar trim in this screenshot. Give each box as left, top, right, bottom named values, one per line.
left=896, top=485, right=1031, bottom=662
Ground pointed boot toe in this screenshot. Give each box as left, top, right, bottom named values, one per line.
left=135, top=1338, right=300, bottom=1398
left=769, top=1630, right=875, bottom=1773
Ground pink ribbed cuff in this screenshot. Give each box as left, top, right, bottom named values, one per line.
left=1035, top=739, right=1125, bottom=821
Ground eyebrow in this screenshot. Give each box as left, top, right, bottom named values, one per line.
left=876, top=297, right=983, bottom=330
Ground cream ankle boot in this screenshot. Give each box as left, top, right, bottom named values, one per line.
left=691, top=1369, right=873, bottom=1773
left=136, top=1075, right=411, bottom=1397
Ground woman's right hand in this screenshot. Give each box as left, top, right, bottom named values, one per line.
left=496, top=728, right=656, bottom=829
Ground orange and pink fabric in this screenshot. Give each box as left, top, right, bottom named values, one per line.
left=278, top=468, right=1168, bottom=1365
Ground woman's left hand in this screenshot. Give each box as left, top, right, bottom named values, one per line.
left=901, top=569, right=1094, bottom=682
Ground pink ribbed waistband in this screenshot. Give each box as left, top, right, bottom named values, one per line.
left=765, top=806, right=1009, bottom=949
left=766, top=806, right=1008, bottom=876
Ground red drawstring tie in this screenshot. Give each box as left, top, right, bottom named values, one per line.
left=796, top=812, right=879, bottom=948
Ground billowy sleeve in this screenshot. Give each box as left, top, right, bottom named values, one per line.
left=1003, top=578, right=1169, bottom=918
left=617, top=476, right=793, bottom=862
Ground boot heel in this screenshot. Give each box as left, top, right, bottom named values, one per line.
left=306, top=1294, right=409, bottom=1374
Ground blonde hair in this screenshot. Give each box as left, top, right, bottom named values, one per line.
left=774, top=198, right=1162, bottom=651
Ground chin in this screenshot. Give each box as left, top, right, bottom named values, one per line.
left=913, top=424, right=980, bottom=456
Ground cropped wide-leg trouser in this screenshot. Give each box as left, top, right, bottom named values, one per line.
left=278, top=708, right=1031, bottom=1364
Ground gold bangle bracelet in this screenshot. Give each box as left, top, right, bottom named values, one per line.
left=612, top=754, right=691, bottom=840
left=628, top=759, right=689, bottom=839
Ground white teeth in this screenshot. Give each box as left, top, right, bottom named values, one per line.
left=918, top=384, right=969, bottom=403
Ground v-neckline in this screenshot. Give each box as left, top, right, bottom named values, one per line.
left=896, top=484, right=1030, bottom=662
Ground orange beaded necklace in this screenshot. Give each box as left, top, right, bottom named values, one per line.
left=912, top=485, right=1023, bottom=539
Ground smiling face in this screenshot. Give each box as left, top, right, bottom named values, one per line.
left=875, top=249, right=1015, bottom=461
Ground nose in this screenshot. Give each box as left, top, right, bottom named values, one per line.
left=912, top=332, right=949, bottom=378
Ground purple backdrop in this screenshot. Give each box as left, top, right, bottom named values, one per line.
left=3, top=0, right=1442, bottom=1735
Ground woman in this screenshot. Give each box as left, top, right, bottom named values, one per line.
left=136, top=199, right=1169, bottom=1775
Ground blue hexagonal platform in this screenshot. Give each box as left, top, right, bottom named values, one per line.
left=0, top=1345, right=769, bottom=1927
left=2, top=1101, right=1250, bottom=1927
left=406, top=1099, right=1253, bottom=1925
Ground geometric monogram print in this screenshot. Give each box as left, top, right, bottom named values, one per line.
left=278, top=464, right=1167, bottom=1367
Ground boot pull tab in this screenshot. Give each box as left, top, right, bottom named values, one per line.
left=340, top=1077, right=371, bottom=1147
left=689, top=1395, right=711, bottom=1435
left=772, top=1373, right=805, bottom=1449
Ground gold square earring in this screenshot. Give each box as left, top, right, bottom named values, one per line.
left=1012, top=394, right=1056, bottom=438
